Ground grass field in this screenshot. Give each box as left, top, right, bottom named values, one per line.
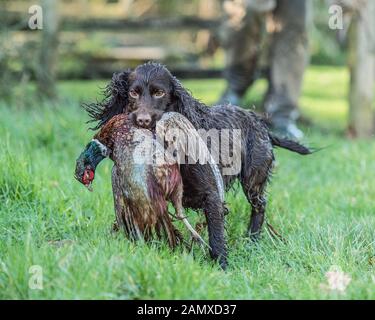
left=0, top=66, right=374, bottom=299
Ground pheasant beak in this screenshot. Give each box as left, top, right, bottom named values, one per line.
left=82, top=168, right=95, bottom=192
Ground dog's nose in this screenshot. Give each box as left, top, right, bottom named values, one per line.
left=136, top=114, right=152, bottom=128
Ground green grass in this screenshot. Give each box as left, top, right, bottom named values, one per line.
left=0, top=66, right=374, bottom=299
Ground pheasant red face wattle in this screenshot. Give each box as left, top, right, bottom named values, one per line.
left=82, top=168, right=95, bottom=191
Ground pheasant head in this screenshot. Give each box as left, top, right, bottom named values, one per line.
left=75, top=139, right=109, bottom=190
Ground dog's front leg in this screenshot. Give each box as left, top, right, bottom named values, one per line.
left=180, top=164, right=227, bottom=269
left=204, top=194, right=227, bottom=270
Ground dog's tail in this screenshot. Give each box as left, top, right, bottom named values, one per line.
left=269, top=134, right=312, bottom=155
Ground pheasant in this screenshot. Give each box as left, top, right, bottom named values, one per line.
left=75, top=112, right=223, bottom=248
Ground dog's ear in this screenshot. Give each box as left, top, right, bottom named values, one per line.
left=170, top=75, right=191, bottom=112
left=169, top=74, right=205, bottom=126
left=83, top=69, right=132, bottom=130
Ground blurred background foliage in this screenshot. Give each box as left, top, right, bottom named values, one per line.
left=1, top=0, right=346, bottom=99
left=1, top=0, right=374, bottom=137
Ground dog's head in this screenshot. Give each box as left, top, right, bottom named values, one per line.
left=84, top=62, right=190, bottom=130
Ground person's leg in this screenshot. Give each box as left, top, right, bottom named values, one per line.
left=264, top=0, right=309, bottom=140
left=218, top=0, right=269, bottom=105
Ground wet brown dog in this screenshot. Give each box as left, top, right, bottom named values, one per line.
left=84, top=62, right=312, bottom=269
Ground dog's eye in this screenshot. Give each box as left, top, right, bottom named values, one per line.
left=153, top=90, right=165, bottom=98
left=129, top=90, right=139, bottom=99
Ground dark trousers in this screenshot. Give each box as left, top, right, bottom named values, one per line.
left=220, top=0, right=309, bottom=122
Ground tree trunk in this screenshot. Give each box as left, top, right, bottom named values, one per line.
left=347, top=0, right=375, bottom=138
left=36, top=0, right=60, bottom=100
